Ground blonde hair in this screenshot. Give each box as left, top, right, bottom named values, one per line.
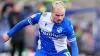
left=52, top=0, right=66, bottom=10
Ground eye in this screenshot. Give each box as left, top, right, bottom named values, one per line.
left=61, top=15, right=64, bottom=16
left=56, top=15, right=60, bottom=16
left=56, top=14, right=64, bottom=17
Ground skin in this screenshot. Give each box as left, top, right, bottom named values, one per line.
left=3, top=4, right=66, bottom=42
left=51, top=6, right=66, bottom=23
left=3, top=4, right=21, bottom=42
left=3, top=33, right=10, bottom=42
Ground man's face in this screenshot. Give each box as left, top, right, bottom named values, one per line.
left=51, top=8, right=65, bottom=23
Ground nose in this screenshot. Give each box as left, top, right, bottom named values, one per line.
left=58, top=16, right=62, bottom=20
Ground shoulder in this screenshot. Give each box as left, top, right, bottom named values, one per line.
left=42, top=12, right=47, bottom=16
left=63, top=17, right=73, bottom=28
left=30, top=13, right=42, bottom=18
left=63, top=17, right=71, bottom=24
left=41, top=12, right=51, bottom=17
left=30, top=12, right=51, bottom=18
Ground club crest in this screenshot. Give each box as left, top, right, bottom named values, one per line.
left=57, top=27, right=63, bottom=33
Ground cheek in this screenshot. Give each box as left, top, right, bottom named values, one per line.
left=54, top=17, right=58, bottom=20
left=54, top=16, right=58, bottom=19
left=53, top=15, right=57, bottom=19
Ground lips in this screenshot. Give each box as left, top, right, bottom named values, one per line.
left=57, top=19, right=61, bottom=22
left=56, top=20, right=62, bottom=23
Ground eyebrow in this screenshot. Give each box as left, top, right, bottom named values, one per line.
left=56, top=14, right=64, bottom=16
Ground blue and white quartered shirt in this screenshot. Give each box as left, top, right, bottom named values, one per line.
left=7, top=12, right=78, bottom=56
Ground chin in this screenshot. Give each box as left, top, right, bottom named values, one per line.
left=56, top=21, right=61, bottom=23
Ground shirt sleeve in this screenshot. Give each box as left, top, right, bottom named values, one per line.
left=70, top=40, right=78, bottom=56
left=28, top=13, right=42, bottom=25
left=7, top=13, right=42, bottom=37
left=66, top=20, right=76, bottom=42
left=7, top=19, right=29, bottom=37
left=66, top=20, right=78, bottom=56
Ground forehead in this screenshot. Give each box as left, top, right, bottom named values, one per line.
left=53, top=8, right=65, bottom=14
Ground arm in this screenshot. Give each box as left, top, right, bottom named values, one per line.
left=3, top=18, right=30, bottom=42
left=7, top=19, right=30, bottom=37
left=3, top=13, right=42, bottom=42
left=66, top=19, right=78, bottom=56
left=69, top=39, right=78, bottom=56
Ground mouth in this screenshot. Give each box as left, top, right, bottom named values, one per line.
left=56, top=20, right=62, bottom=23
